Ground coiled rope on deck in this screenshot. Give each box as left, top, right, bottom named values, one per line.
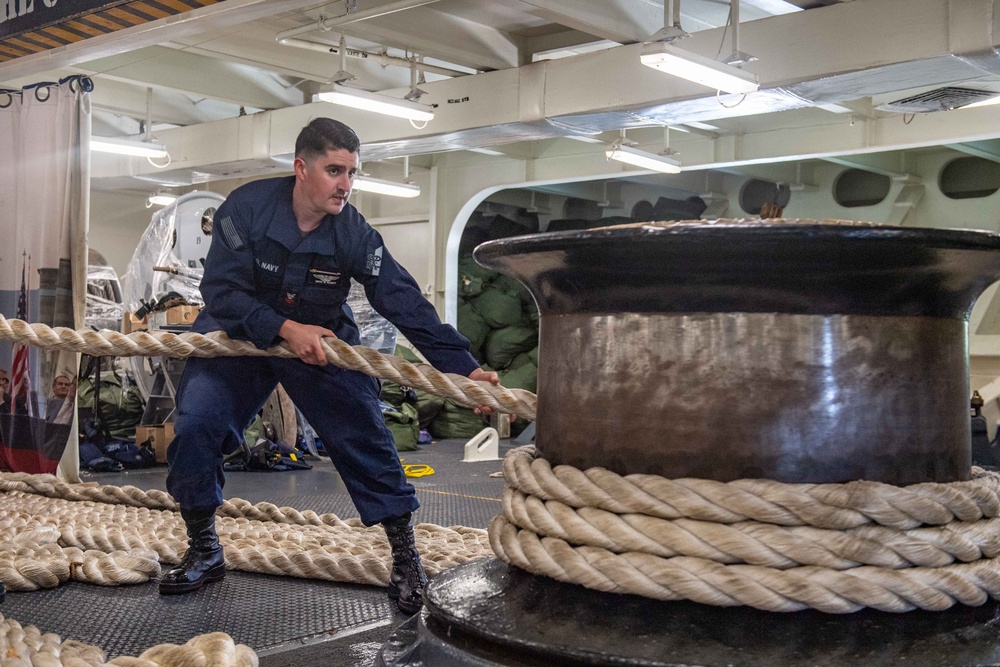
left=488, top=447, right=1000, bottom=613
left=0, top=611, right=258, bottom=666
left=0, top=478, right=492, bottom=591
left=0, top=315, right=537, bottom=421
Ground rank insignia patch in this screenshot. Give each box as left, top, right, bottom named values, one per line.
left=308, top=268, right=342, bottom=286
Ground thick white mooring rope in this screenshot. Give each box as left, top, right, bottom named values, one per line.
left=0, top=611, right=258, bottom=666
left=3, top=316, right=1000, bottom=618
left=0, top=481, right=492, bottom=591
left=488, top=447, right=1000, bottom=613
left=0, top=315, right=537, bottom=421
left=0, top=476, right=491, bottom=665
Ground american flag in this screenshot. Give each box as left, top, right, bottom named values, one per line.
left=10, top=255, right=30, bottom=415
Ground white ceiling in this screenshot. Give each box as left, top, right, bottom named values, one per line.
left=2, top=0, right=821, bottom=127
left=3, top=0, right=1000, bottom=197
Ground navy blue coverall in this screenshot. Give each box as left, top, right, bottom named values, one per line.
left=165, top=176, right=479, bottom=525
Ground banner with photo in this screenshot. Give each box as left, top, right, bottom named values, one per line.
left=0, top=75, right=90, bottom=475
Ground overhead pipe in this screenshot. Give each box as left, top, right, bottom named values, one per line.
left=319, top=0, right=443, bottom=30
left=277, top=36, right=470, bottom=77
left=274, top=0, right=443, bottom=42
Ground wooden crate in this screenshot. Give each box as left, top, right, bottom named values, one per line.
left=135, top=423, right=175, bottom=464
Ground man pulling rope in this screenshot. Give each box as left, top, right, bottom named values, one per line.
left=156, top=118, right=503, bottom=614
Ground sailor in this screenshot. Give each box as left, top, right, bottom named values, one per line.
left=159, top=117, right=500, bottom=615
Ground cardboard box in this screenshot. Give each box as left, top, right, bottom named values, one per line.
left=123, top=314, right=148, bottom=334
left=165, top=305, right=201, bottom=325
left=148, top=305, right=201, bottom=329
left=135, top=423, right=175, bottom=464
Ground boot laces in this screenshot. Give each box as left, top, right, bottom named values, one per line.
left=393, top=548, right=428, bottom=587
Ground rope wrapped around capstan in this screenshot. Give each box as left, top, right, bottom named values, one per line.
left=5, top=316, right=1000, bottom=614
left=488, top=447, right=1000, bottom=613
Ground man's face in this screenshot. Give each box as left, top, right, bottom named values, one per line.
left=53, top=376, right=71, bottom=399
left=294, top=148, right=359, bottom=217
left=0, top=371, right=8, bottom=393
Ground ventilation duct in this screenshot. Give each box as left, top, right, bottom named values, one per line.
left=875, top=87, right=996, bottom=114
left=91, top=0, right=1000, bottom=187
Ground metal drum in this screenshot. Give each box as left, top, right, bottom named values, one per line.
left=379, top=220, right=1000, bottom=667
left=473, top=220, right=1000, bottom=485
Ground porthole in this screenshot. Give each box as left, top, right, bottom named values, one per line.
left=940, top=157, right=1000, bottom=200
left=833, top=169, right=891, bottom=207
left=739, top=179, right=791, bottom=215
left=631, top=200, right=654, bottom=222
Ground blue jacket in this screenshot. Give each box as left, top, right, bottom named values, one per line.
left=191, top=176, right=479, bottom=376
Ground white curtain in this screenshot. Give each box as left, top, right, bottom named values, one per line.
left=0, top=76, right=91, bottom=481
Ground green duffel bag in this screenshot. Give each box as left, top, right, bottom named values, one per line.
left=470, top=282, right=523, bottom=330
left=457, top=301, right=490, bottom=358
left=484, top=326, right=538, bottom=370
left=428, top=399, right=487, bottom=440
left=498, top=359, right=537, bottom=393
left=458, top=257, right=498, bottom=299
left=384, top=401, right=420, bottom=452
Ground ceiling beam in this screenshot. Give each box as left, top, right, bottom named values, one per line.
left=1, top=68, right=232, bottom=126
left=74, top=46, right=307, bottom=110
left=522, top=30, right=611, bottom=59
left=820, top=153, right=911, bottom=179
left=87, top=77, right=234, bottom=126
left=0, top=0, right=328, bottom=82
left=518, top=0, right=662, bottom=44
left=91, top=0, right=1000, bottom=185
left=947, top=139, right=1000, bottom=163
left=337, top=7, right=521, bottom=71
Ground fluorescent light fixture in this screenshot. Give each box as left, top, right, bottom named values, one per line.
left=317, top=84, right=434, bottom=121
left=354, top=176, right=421, bottom=198
left=147, top=191, right=178, bottom=207
left=641, top=42, right=759, bottom=95
left=606, top=142, right=682, bottom=174
left=92, top=136, right=168, bottom=158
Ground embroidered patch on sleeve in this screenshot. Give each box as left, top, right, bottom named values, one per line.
left=218, top=216, right=246, bottom=251
left=364, top=245, right=383, bottom=276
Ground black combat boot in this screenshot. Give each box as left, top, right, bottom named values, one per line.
left=383, top=513, right=428, bottom=614
left=159, top=508, right=226, bottom=595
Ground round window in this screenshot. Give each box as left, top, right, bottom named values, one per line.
left=739, top=179, right=791, bottom=215
left=940, top=157, right=1000, bottom=200
left=833, top=169, right=891, bottom=207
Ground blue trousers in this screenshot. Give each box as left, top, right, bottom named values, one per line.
left=165, top=355, right=418, bottom=526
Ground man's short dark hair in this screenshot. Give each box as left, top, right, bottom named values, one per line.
left=295, top=118, right=361, bottom=161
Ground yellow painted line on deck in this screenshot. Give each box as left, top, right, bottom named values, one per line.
left=418, top=488, right=501, bottom=503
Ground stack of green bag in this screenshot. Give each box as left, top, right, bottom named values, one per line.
left=435, top=256, right=538, bottom=440
left=380, top=345, right=446, bottom=451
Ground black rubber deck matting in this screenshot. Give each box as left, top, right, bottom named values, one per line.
left=3, top=439, right=512, bottom=661
left=1, top=572, right=393, bottom=659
